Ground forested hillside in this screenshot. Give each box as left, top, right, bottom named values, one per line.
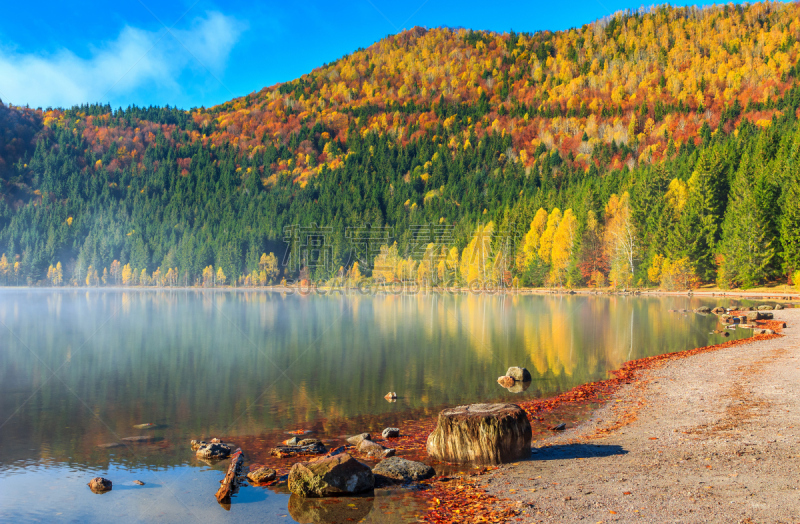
left=1, top=2, right=800, bottom=289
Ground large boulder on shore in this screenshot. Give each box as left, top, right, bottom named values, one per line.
left=426, top=403, right=532, bottom=465
left=288, top=453, right=374, bottom=497
left=372, top=457, right=435, bottom=484
left=505, top=367, right=532, bottom=382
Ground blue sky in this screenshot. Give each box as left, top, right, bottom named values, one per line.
left=0, top=0, right=741, bottom=110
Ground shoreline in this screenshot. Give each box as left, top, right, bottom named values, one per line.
left=468, top=310, right=797, bottom=523
left=233, top=311, right=788, bottom=523
left=2, top=284, right=798, bottom=300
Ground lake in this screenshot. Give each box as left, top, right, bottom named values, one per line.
left=0, top=289, right=750, bottom=522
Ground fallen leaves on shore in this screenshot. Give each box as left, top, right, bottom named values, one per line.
left=419, top=471, right=523, bottom=524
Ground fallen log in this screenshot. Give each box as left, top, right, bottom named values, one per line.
left=215, top=448, right=244, bottom=504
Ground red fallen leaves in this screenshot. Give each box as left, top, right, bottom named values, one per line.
left=418, top=472, right=522, bottom=524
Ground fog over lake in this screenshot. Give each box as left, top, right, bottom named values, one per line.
left=0, top=289, right=746, bottom=522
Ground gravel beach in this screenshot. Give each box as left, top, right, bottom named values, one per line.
left=479, top=309, right=800, bottom=523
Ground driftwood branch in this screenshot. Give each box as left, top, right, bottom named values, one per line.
left=215, top=448, right=243, bottom=504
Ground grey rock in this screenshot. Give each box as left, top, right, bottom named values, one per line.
left=288, top=453, right=374, bottom=497
left=356, top=439, right=386, bottom=458
left=381, top=448, right=396, bottom=459
left=505, top=367, right=532, bottom=382
left=284, top=437, right=299, bottom=446
left=346, top=433, right=371, bottom=446
left=247, top=467, right=277, bottom=484
left=381, top=427, right=400, bottom=439
left=297, top=438, right=322, bottom=447
left=195, top=441, right=232, bottom=459
left=88, top=477, right=112, bottom=493
left=372, top=457, right=435, bottom=484
left=695, top=306, right=711, bottom=314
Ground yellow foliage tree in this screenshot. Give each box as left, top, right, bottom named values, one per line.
left=373, top=243, right=400, bottom=282
left=260, top=253, right=280, bottom=284
left=216, top=266, right=227, bottom=286
left=538, top=208, right=562, bottom=263
left=550, top=209, right=578, bottom=285
left=604, top=192, right=636, bottom=288
left=121, top=264, right=133, bottom=286
left=518, top=208, right=548, bottom=270
left=460, top=222, right=495, bottom=286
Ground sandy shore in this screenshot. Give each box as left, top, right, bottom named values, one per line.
left=479, top=309, right=800, bottom=523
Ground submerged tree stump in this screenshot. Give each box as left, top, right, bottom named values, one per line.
left=426, top=403, right=531, bottom=465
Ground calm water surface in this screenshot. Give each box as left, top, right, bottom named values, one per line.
left=0, top=289, right=751, bottom=522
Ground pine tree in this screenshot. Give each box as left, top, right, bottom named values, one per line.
left=780, top=164, right=800, bottom=276
left=718, top=153, right=775, bottom=288
left=668, top=149, right=724, bottom=281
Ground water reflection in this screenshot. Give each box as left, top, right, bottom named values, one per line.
left=0, top=289, right=750, bottom=522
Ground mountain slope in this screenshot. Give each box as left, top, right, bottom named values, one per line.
left=1, top=2, right=800, bottom=288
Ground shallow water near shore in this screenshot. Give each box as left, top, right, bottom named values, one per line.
left=0, top=289, right=753, bottom=522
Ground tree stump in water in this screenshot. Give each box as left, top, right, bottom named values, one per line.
left=426, top=403, right=531, bottom=465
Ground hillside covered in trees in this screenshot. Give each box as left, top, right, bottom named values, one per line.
left=1, top=2, right=800, bottom=289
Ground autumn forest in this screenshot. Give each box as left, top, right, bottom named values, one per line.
left=1, top=2, right=800, bottom=289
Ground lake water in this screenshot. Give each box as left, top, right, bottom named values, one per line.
left=0, top=289, right=751, bottom=522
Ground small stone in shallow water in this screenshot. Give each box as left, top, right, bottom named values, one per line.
left=372, top=457, right=435, bottom=484
left=551, top=423, right=567, bottom=431
left=384, top=392, right=397, bottom=400
left=497, top=376, right=515, bottom=388
left=88, top=477, right=112, bottom=493
left=133, top=480, right=145, bottom=485
left=195, top=442, right=232, bottom=459
left=247, top=467, right=277, bottom=484
left=381, top=427, right=400, bottom=439
left=356, top=439, right=386, bottom=458
left=132, top=423, right=155, bottom=429
left=346, top=433, right=371, bottom=446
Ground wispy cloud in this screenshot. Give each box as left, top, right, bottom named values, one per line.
left=0, top=11, right=247, bottom=108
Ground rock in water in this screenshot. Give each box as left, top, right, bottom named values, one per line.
left=505, top=380, right=531, bottom=393
left=381, top=427, right=400, bottom=439
left=426, top=403, right=532, bottom=465
left=372, top=457, right=435, bottom=484
left=133, top=480, right=145, bottom=486
left=497, top=376, right=515, bottom=388
left=194, top=441, right=232, bottom=459
left=505, top=367, right=532, bottom=382
left=288, top=453, right=374, bottom=497
left=346, top=433, right=371, bottom=446
left=695, top=306, right=711, bottom=314
left=88, top=477, right=112, bottom=493
left=288, top=493, right=373, bottom=523
left=356, top=439, right=386, bottom=458
left=133, top=423, right=155, bottom=429
left=247, top=466, right=277, bottom=484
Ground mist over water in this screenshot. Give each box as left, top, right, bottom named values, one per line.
left=0, top=289, right=747, bottom=522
